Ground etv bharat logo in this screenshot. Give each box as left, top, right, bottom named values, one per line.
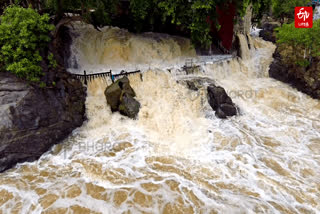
left=295, top=7, right=313, bottom=28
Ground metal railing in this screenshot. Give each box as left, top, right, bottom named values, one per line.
left=72, top=69, right=141, bottom=85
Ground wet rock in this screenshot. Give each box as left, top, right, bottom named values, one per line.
left=259, top=23, right=280, bottom=43
left=207, top=85, right=237, bottom=119
left=269, top=49, right=320, bottom=99
left=119, top=93, right=141, bottom=119
left=220, top=103, right=237, bottom=116
left=104, top=76, right=140, bottom=118
left=215, top=108, right=227, bottom=119
left=104, top=76, right=136, bottom=112
left=234, top=3, right=252, bottom=35
left=0, top=71, right=86, bottom=172
left=186, top=80, right=199, bottom=91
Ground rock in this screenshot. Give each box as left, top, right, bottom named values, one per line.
left=104, top=76, right=140, bottom=118
left=215, top=108, right=227, bottom=119
left=0, top=71, right=86, bottom=172
left=220, top=103, right=237, bottom=116
left=207, top=85, right=232, bottom=110
left=104, top=76, right=136, bottom=112
left=119, top=93, right=141, bottom=118
left=269, top=49, right=320, bottom=99
left=234, top=3, right=252, bottom=35
left=104, top=81, right=122, bottom=112
left=207, top=84, right=237, bottom=119
left=259, top=23, right=280, bottom=43
left=186, top=80, right=198, bottom=91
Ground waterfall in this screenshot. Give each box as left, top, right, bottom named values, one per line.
left=0, top=24, right=319, bottom=214
left=68, top=23, right=196, bottom=74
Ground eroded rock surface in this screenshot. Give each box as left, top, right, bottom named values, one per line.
left=0, top=72, right=86, bottom=172
left=105, top=76, right=140, bottom=118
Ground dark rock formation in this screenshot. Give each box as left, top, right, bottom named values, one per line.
left=0, top=71, right=86, bottom=172
left=119, top=93, right=141, bottom=119
left=104, top=76, right=140, bottom=118
left=259, top=23, right=279, bottom=43
left=269, top=49, right=320, bottom=99
left=179, top=77, right=215, bottom=91
left=207, top=85, right=238, bottom=119
left=53, top=26, right=73, bottom=69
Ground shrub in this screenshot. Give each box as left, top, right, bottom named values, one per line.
left=0, top=5, right=54, bottom=82
left=276, top=20, right=320, bottom=68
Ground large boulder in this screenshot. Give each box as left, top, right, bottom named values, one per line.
left=0, top=71, right=86, bottom=172
left=207, top=85, right=238, bottom=119
left=104, top=76, right=136, bottom=112
left=259, top=23, right=280, bottom=43
left=119, top=93, right=141, bottom=119
left=104, top=76, right=140, bottom=118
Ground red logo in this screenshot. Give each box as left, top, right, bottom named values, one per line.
left=295, top=7, right=313, bottom=28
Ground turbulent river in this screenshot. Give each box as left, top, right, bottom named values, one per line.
left=0, top=24, right=320, bottom=214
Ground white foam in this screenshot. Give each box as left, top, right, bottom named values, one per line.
left=0, top=26, right=320, bottom=213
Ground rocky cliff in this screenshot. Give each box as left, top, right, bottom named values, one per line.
left=269, top=50, right=320, bottom=99
left=0, top=67, right=86, bottom=172
left=260, top=22, right=320, bottom=100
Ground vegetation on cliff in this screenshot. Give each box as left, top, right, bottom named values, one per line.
left=271, top=0, right=310, bottom=24
left=276, top=20, right=320, bottom=68
left=272, top=19, right=320, bottom=98
left=0, top=6, right=54, bottom=82
left=266, top=0, right=320, bottom=99
left=1, top=0, right=269, bottom=49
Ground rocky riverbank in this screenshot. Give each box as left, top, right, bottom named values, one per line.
left=0, top=70, right=86, bottom=172
left=259, top=23, right=320, bottom=99
left=269, top=50, right=320, bottom=99
left=0, top=24, right=87, bottom=172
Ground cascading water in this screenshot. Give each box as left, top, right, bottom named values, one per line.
left=0, top=24, right=319, bottom=213
left=68, top=24, right=196, bottom=74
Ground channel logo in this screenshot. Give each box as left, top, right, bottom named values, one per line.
left=295, top=7, right=313, bottom=28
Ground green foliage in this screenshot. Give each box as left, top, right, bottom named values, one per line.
left=271, top=0, right=310, bottom=23
left=42, top=0, right=118, bottom=26
left=48, top=53, right=57, bottom=68
left=0, top=6, right=54, bottom=82
left=1, top=0, right=275, bottom=49
left=296, top=59, right=310, bottom=67
left=129, top=0, right=153, bottom=32
left=236, top=0, right=271, bottom=20
left=156, top=0, right=220, bottom=47
left=238, top=0, right=251, bottom=17
left=39, top=82, right=47, bottom=88
left=130, top=0, right=151, bottom=20
left=252, top=0, right=271, bottom=20
left=276, top=20, right=320, bottom=67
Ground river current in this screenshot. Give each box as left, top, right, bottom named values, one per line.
left=0, top=24, right=319, bottom=214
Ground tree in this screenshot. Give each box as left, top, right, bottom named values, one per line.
left=271, top=0, right=310, bottom=24
left=1, top=0, right=272, bottom=49
left=276, top=20, right=320, bottom=68
left=0, top=6, right=54, bottom=82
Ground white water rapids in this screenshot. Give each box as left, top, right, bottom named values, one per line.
left=0, top=25, right=319, bottom=213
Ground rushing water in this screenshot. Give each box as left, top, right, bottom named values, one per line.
left=0, top=25, right=320, bottom=214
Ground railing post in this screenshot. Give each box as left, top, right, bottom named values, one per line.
left=84, top=70, right=87, bottom=85
left=110, top=70, right=114, bottom=83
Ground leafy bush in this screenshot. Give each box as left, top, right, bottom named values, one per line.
left=276, top=20, right=320, bottom=67
left=4, top=0, right=270, bottom=48
left=271, top=0, right=310, bottom=23
left=0, top=5, right=54, bottom=82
